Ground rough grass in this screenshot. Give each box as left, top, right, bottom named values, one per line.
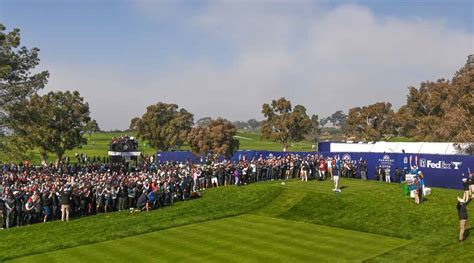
left=2, top=179, right=472, bottom=262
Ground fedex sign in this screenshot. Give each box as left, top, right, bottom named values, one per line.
left=419, top=159, right=462, bottom=170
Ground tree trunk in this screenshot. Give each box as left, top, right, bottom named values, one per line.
left=55, top=152, right=64, bottom=167
left=39, top=148, right=48, bottom=166
left=282, top=142, right=288, bottom=152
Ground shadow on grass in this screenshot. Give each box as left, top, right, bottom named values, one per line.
left=465, top=227, right=471, bottom=240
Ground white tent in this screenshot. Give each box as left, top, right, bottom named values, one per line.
left=328, top=142, right=468, bottom=155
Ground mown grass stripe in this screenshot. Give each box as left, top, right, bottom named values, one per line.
left=198, top=215, right=389, bottom=261
left=190, top=221, right=321, bottom=262
left=254, top=189, right=307, bottom=217
left=223, top=218, right=377, bottom=257
left=148, top=222, right=271, bottom=262
left=130, top=218, right=278, bottom=262
left=227, top=214, right=406, bottom=250
left=11, top=214, right=408, bottom=263
left=205, top=216, right=376, bottom=260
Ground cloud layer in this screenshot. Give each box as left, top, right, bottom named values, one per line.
left=45, top=1, right=473, bottom=130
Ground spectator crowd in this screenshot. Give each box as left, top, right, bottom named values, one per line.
left=0, top=153, right=412, bottom=229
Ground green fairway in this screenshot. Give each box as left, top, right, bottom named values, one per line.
left=0, top=131, right=313, bottom=163
left=10, top=214, right=408, bottom=263
left=1, top=179, right=473, bottom=262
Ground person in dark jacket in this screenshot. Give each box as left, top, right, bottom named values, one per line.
left=14, top=191, right=24, bottom=227
left=42, top=191, right=53, bottom=223
left=136, top=190, right=148, bottom=211
left=0, top=198, right=4, bottom=229
left=5, top=194, right=15, bottom=228
left=457, top=196, right=470, bottom=241
left=117, top=185, right=126, bottom=211
left=60, top=189, right=71, bottom=222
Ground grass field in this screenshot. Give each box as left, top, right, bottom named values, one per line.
left=11, top=215, right=408, bottom=263
left=0, top=131, right=314, bottom=164
left=1, top=179, right=473, bottom=262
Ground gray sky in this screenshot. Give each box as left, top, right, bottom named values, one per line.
left=3, top=0, right=473, bottom=130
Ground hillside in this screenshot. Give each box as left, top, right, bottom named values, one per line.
left=1, top=179, right=473, bottom=262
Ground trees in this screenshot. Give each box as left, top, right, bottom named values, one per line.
left=187, top=118, right=239, bottom=159
left=308, top=114, right=320, bottom=142
left=0, top=24, right=49, bottom=137
left=8, top=91, right=91, bottom=163
left=130, top=102, right=194, bottom=151
left=84, top=119, right=100, bottom=138
left=326, top=110, right=348, bottom=129
left=232, top=120, right=249, bottom=130
left=260, top=97, right=312, bottom=151
left=346, top=102, right=396, bottom=141
left=247, top=119, right=260, bottom=131
left=397, top=63, right=473, bottom=152
left=320, top=117, right=329, bottom=127
left=343, top=58, right=472, bottom=148
left=196, top=117, right=212, bottom=127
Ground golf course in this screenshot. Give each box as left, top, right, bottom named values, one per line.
left=0, top=131, right=314, bottom=164
left=2, top=179, right=472, bottom=262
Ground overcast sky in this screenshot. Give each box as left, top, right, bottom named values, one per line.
left=1, top=0, right=473, bottom=130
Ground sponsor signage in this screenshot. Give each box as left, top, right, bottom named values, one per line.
left=419, top=158, right=462, bottom=170
left=378, top=154, right=395, bottom=168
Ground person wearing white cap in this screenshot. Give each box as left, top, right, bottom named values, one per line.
left=457, top=196, right=470, bottom=241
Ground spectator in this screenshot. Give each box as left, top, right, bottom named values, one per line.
left=413, top=179, right=421, bottom=204
left=469, top=173, right=474, bottom=199
left=0, top=197, right=4, bottom=229
left=457, top=196, right=470, bottom=241
left=395, top=168, right=402, bottom=183
left=117, top=184, right=127, bottom=211
left=5, top=193, right=14, bottom=228
left=463, top=177, right=470, bottom=202
left=0, top=152, right=418, bottom=229
left=136, top=190, right=148, bottom=212
left=360, top=160, right=367, bottom=180
left=60, top=188, right=71, bottom=222
left=385, top=167, right=391, bottom=183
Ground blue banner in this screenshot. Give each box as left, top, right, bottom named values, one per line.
left=156, top=150, right=473, bottom=189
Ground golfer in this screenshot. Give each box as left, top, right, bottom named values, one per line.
left=333, top=163, right=340, bottom=192
left=457, top=196, right=470, bottom=241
